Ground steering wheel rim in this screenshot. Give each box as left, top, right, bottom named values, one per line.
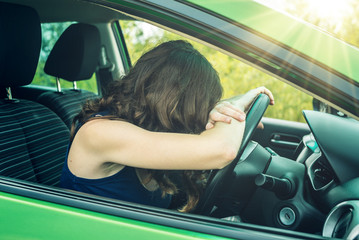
left=194, top=94, right=270, bottom=215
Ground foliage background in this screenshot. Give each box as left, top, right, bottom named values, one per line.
left=32, top=1, right=359, bottom=123
left=120, top=21, right=312, bottom=122
left=119, top=0, right=359, bottom=122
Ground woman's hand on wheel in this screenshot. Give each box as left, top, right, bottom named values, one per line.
left=206, top=101, right=246, bottom=130
left=206, top=87, right=274, bottom=130
left=239, top=87, right=275, bottom=111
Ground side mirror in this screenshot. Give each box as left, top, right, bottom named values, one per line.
left=312, top=98, right=345, bottom=117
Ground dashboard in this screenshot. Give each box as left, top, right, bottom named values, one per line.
left=215, top=110, right=359, bottom=239
left=304, top=111, right=359, bottom=239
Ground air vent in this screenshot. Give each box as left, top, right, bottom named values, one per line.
left=308, top=153, right=335, bottom=191
left=313, top=160, right=333, bottom=188
left=323, top=201, right=359, bottom=240
left=332, top=207, right=353, bottom=238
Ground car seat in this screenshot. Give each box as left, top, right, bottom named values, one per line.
left=37, top=23, right=101, bottom=129
left=0, top=2, right=70, bottom=186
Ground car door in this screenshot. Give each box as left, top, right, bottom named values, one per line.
left=252, top=117, right=310, bottom=159
left=0, top=177, right=325, bottom=240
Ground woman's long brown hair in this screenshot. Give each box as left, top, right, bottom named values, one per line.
left=72, top=40, right=223, bottom=212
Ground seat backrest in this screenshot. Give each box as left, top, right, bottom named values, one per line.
left=37, top=23, right=101, bottom=129
left=0, top=2, right=41, bottom=88
left=0, top=2, right=70, bottom=186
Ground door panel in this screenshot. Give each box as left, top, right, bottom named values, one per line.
left=252, top=117, right=310, bottom=159
left=0, top=191, right=225, bottom=240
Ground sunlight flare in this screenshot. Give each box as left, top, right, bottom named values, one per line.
left=305, top=0, right=353, bottom=25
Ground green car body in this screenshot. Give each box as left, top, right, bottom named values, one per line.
left=1, top=0, right=359, bottom=239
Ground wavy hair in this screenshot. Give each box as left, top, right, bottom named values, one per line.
left=73, top=40, right=222, bottom=212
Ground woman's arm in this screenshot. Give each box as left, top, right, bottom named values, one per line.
left=69, top=87, right=274, bottom=173
left=73, top=119, right=241, bottom=170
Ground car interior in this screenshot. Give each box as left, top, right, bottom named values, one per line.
left=1, top=1, right=359, bottom=239
left=0, top=2, right=70, bottom=187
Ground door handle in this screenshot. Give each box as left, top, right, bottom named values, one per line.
left=270, top=134, right=300, bottom=149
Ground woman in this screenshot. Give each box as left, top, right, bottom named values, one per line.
left=60, top=40, right=274, bottom=212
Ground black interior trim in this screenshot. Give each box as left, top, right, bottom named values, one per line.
left=112, top=21, right=131, bottom=72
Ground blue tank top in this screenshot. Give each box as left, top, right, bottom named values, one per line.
left=60, top=113, right=172, bottom=208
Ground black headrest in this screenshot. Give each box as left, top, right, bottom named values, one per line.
left=44, top=23, right=101, bottom=82
left=0, top=2, right=41, bottom=87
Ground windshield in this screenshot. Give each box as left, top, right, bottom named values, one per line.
left=255, top=0, right=359, bottom=48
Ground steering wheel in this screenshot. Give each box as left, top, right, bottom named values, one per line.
left=194, top=93, right=270, bottom=215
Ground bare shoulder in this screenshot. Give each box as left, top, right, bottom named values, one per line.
left=68, top=119, right=132, bottom=178
left=74, top=118, right=149, bottom=156
left=80, top=118, right=143, bottom=134
left=79, top=118, right=130, bottom=132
